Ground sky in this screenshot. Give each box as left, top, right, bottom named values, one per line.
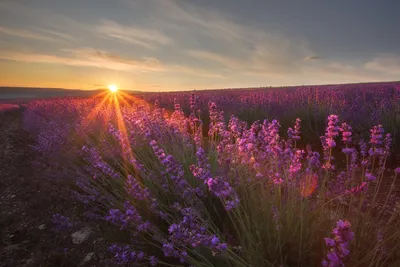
left=0, top=0, right=399, bottom=91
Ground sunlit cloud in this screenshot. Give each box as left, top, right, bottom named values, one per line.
left=63, top=48, right=166, bottom=72
left=36, top=29, right=75, bottom=42
left=0, top=47, right=224, bottom=79
left=0, top=49, right=160, bottom=72
left=0, top=26, right=59, bottom=42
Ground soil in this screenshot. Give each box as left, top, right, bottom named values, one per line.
left=0, top=109, right=114, bottom=267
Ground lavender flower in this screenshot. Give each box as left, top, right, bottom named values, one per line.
left=384, top=133, right=392, bottom=155
left=289, top=150, right=304, bottom=178
left=324, top=115, right=340, bottom=148
left=369, top=125, right=385, bottom=156
left=288, top=118, right=301, bottom=141
left=322, top=220, right=354, bottom=267
left=294, top=118, right=301, bottom=139
left=208, top=101, right=225, bottom=137
left=126, top=175, right=150, bottom=201
left=342, top=148, right=353, bottom=155
left=108, top=244, right=149, bottom=265
left=52, top=214, right=74, bottom=231
left=340, top=122, right=352, bottom=145
left=345, top=182, right=368, bottom=195
left=321, top=115, right=340, bottom=170
left=359, top=140, right=367, bottom=158
left=191, top=148, right=239, bottom=210
left=190, top=148, right=211, bottom=182
left=105, top=201, right=150, bottom=232
left=189, top=91, right=196, bottom=111
left=365, top=172, right=376, bottom=181
left=306, top=146, right=321, bottom=174
left=149, top=256, right=158, bottom=266
left=150, top=140, right=199, bottom=198
left=370, top=125, right=385, bottom=146
left=166, top=207, right=228, bottom=260
left=206, top=177, right=240, bottom=211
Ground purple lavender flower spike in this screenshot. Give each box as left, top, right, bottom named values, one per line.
left=52, top=214, right=74, bottom=231
left=340, top=122, right=352, bottom=145
left=149, top=256, right=158, bottom=266
left=322, top=220, right=354, bottom=266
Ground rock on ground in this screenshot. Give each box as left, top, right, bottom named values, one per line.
left=71, top=227, right=93, bottom=245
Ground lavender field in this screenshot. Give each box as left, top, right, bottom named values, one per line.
left=1, top=83, right=399, bottom=267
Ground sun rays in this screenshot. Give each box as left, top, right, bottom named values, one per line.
left=78, top=89, right=171, bottom=172
left=81, top=89, right=140, bottom=167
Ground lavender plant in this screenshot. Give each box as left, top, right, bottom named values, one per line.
left=24, top=88, right=400, bottom=266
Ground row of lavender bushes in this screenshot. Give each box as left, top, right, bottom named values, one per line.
left=0, top=103, right=20, bottom=112
left=137, top=83, right=400, bottom=153
left=23, top=91, right=400, bottom=266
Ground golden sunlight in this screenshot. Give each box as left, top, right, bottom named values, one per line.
left=108, top=84, right=118, bottom=92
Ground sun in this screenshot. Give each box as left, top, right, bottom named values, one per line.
left=108, top=84, right=118, bottom=92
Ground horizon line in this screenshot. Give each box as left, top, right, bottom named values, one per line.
left=0, top=79, right=399, bottom=93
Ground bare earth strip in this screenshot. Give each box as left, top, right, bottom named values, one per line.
left=0, top=109, right=112, bottom=267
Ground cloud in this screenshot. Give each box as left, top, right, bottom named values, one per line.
left=187, top=50, right=243, bottom=69
left=169, top=64, right=224, bottom=78
left=0, top=1, right=86, bottom=43
left=96, top=19, right=173, bottom=49
left=0, top=47, right=165, bottom=72
left=365, top=55, right=400, bottom=74
left=0, top=26, right=59, bottom=42
left=37, top=29, right=75, bottom=42
left=63, top=48, right=165, bottom=71
left=187, top=46, right=304, bottom=78
left=129, top=0, right=313, bottom=77
left=0, top=47, right=223, bottom=78
left=140, top=0, right=245, bottom=41
left=305, top=56, right=323, bottom=60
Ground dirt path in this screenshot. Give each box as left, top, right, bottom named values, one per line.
left=0, top=109, right=109, bottom=267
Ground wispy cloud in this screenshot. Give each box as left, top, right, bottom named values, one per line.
left=63, top=48, right=166, bottom=72
left=0, top=46, right=223, bottom=78
left=37, top=29, right=75, bottom=42
left=187, top=50, right=243, bottom=69
left=0, top=26, right=59, bottom=42
left=129, top=0, right=313, bottom=76
left=0, top=1, right=86, bottom=43
left=365, top=55, right=400, bottom=75
left=155, top=1, right=399, bottom=82
left=305, top=56, right=323, bottom=60
left=0, top=47, right=163, bottom=72
left=96, top=19, right=173, bottom=49
left=169, top=64, right=224, bottom=79
left=139, top=0, right=245, bottom=41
